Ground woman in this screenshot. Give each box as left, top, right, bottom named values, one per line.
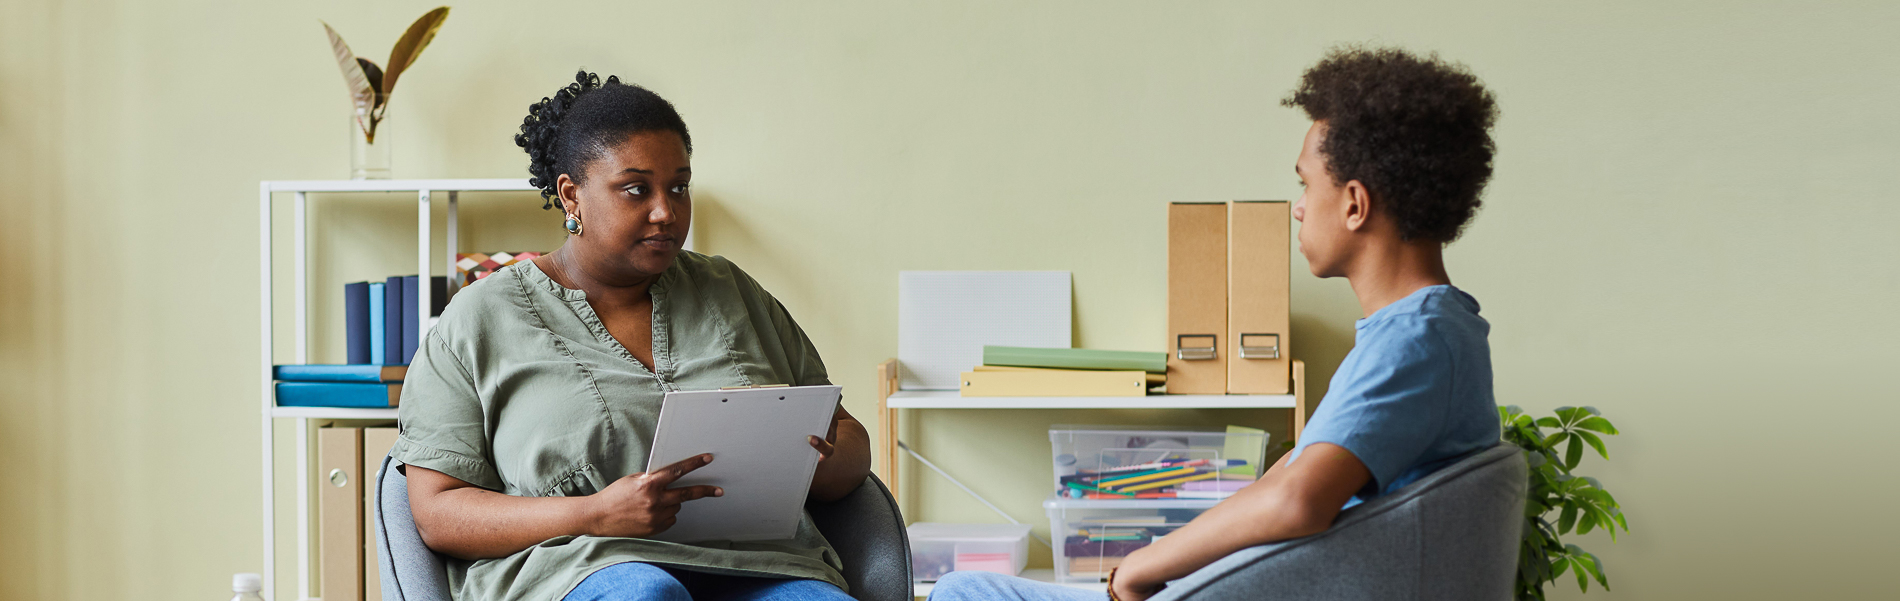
left=393, top=71, right=870, bottom=601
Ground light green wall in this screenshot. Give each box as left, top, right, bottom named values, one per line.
left=3, top=1, right=1896, bottom=599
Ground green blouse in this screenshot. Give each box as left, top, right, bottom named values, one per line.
left=391, top=251, right=846, bottom=601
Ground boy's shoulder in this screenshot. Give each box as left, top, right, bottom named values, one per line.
left=1360, top=285, right=1487, bottom=348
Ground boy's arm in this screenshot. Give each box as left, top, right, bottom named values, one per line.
left=1110, top=443, right=1372, bottom=601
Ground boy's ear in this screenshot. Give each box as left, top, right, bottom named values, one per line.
left=1342, top=180, right=1373, bottom=233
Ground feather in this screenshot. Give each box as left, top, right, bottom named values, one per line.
left=380, top=7, right=449, bottom=101
left=321, top=21, right=374, bottom=111
left=356, top=58, right=386, bottom=108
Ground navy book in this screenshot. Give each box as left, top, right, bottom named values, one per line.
left=273, top=364, right=407, bottom=383
left=384, top=275, right=405, bottom=365
left=344, top=282, right=370, bottom=364
left=398, top=275, right=450, bottom=365
left=401, top=276, right=419, bottom=364
left=274, top=381, right=401, bottom=408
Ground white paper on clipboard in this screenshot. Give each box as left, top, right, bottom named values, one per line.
left=643, top=385, right=842, bottom=543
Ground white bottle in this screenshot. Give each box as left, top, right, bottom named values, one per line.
left=230, top=573, right=264, bottom=601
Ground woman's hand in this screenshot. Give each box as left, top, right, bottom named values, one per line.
left=581, top=453, right=723, bottom=538
left=805, top=407, right=873, bottom=503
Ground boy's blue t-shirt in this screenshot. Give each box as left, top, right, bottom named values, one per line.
left=1288, top=284, right=1500, bottom=507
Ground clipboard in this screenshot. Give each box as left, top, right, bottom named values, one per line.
left=643, top=384, right=842, bottom=543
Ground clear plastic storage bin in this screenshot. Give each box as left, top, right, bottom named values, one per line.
left=906, top=522, right=1033, bottom=582
left=1050, top=426, right=1269, bottom=500
left=1044, top=497, right=1217, bottom=582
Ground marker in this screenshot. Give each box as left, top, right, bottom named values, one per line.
left=1118, top=471, right=1218, bottom=493
left=1066, top=481, right=1135, bottom=497
left=1097, top=466, right=1196, bottom=488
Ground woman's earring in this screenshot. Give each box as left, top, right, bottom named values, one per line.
left=563, top=213, right=583, bottom=236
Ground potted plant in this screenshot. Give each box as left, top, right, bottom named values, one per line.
left=321, top=6, right=450, bottom=179
left=1499, top=405, right=1629, bottom=600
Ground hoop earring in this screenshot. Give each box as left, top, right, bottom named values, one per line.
left=563, top=213, right=583, bottom=236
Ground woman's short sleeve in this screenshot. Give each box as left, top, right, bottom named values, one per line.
left=391, top=334, right=505, bottom=490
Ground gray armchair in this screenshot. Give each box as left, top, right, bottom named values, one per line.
left=1154, top=443, right=1527, bottom=601
left=371, top=456, right=913, bottom=601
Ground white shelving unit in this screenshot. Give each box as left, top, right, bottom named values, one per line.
left=258, top=179, right=538, bottom=601
left=872, top=360, right=1306, bottom=598
left=911, top=569, right=1106, bottom=596
left=885, top=390, right=1295, bottom=410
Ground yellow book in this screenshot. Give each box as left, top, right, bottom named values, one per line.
left=959, top=369, right=1148, bottom=397
left=973, top=364, right=1167, bottom=386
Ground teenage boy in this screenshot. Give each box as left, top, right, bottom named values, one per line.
left=927, top=46, right=1502, bottom=601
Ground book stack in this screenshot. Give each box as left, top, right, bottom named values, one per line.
left=274, top=365, right=405, bottom=408
left=1063, top=517, right=1184, bottom=580
left=958, top=346, right=1169, bottom=397
left=344, top=275, right=448, bottom=367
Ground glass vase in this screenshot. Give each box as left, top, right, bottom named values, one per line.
left=350, top=107, right=391, bottom=180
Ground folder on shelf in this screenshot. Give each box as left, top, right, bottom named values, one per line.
left=959, top=369, right=1148, bottom=397
left=981, top=346, right=1167, bottom=374
left=1167, top=202, right=1228, bottom=394
left=273, top=365, right=407, bottom=383
left=320, top=427, right=365, bottom=601
left=897, top=271, right=1072, bottom=390
left=275, top=382, right=401, bottom=408
left=363, top=427, right=399, bottom=601
left=1228, top=201, right=1292, bottom=394
left=973, top=365, right=1165, bottom=386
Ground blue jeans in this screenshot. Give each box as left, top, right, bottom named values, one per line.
left=564, top=562, right=853, bottom=601
left=926, top=571, right=1106, bottom=601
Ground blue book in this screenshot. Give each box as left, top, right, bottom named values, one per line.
left=368, top=282, right=386, bottom=365
left=274, top=381, right=401, bottom=408
left=384, top=276, right=405, bottom=365
left=344, top=282, right=370, bottom=364
left=398, top=275, right=451, bottom=365
left=401, top=275, right=419, bottom=364
left=273, top=364, right=407, bottom=383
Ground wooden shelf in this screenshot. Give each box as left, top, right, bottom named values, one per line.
left=270, top=407, right=398, bottom=420
left=911, top=569, right=1104, bottom=598
left=886, top=389, right=1295, bottom=409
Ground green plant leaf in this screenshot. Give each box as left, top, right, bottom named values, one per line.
left=1575, top=430, right=1609, bottom=459
left=1582, top=406, right=1601, bottom=416
left=1586, top=551, right=1611, bottom=589
left=1565, top=437, right=1584, bottom=470
left=1525, top=450, right=1546, bottom=468
left=1558, top=504, right=1577, bottom=534
left=1544, top=432, right=1568, bottom=448
left=1575, top=416, right=1619, bottom=435
left=1536, top=417, right=1562, bottom=429
left=1577, top=510, right=1597, bottom=535
left=1551, top=555, right=1571, bottom=579
left=1614, top=510, right=1629, bottom=531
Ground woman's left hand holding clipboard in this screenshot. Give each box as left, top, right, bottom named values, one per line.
left=804, top=407, right=872, bottom=504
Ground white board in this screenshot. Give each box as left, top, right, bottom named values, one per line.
left=898, top=271, right=1072, bottom=390
left=644, top=385, right=842, bottom=543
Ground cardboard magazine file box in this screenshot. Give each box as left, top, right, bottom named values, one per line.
left=1167, top=202, right=1228, bottom=394
left=320, top=426, right=365, bottom=601
left=1227, top=201, right=1292, bottom=394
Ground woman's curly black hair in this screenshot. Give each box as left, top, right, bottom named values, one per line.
left=515, top=70, right=693, bottom=209
left=1283, top=46, right=1498, bottom=243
